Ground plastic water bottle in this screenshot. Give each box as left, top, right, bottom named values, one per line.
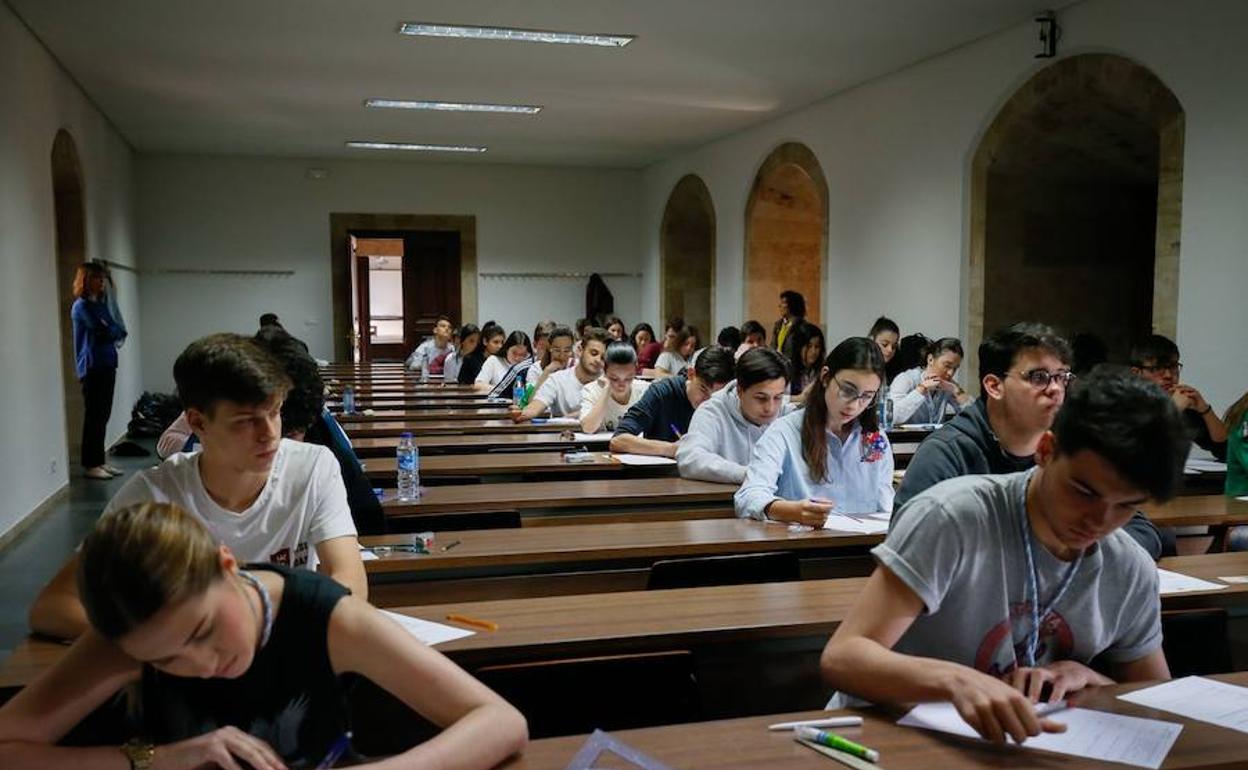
left=421, top=364, right=429, bottom=384
left=342, top=385, right=355, bottom=415
left=513, top=380, right=525, bottom=404
left=396, top=432, right=420, bottom=501
left=878, top=384, right=894, bottom=431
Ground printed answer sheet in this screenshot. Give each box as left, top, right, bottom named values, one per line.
left=1119, top=676, right=1248, bottom=734
left=1157, top=568, right=1227, bottom=595
left=897, top=701, right=1181, bottom=769
left=380, top=609, right=475, bottom=646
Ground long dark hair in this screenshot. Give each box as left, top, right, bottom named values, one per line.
left=630, top=322, right=657, bottom=350
left=801, top=337, right=886, bottom=483
left=456, top=323, right=481, bottom=356
left=542, top=326, right=575, bottom=368
left=786, top=320, right=825, bottom=395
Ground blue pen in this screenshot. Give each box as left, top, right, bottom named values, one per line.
left=315, top=731, right=352, bottom=769
left=669, top=423, right=683, bottom=439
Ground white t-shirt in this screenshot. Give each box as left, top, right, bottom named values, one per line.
left=104, top=440, right=357, bottom=571
left=580, top=379, right=651, bottom=433
left=654, top=350, right=688, bottom=374
left=535, top=368, right=593, bottom=417
left=475, top=355, right=511, bottom=386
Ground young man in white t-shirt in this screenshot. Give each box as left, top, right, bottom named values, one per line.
left=820, top=368, right=1188, bottom=745
left=404, top=315, right=455, bottom=373
left=29, top=333, right=366, bottom=640
left=512, top=328, right=609, bottom=421
left=580, top=342, right=651, bottom=433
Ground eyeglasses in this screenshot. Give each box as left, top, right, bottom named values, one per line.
left=1014, top=369, right=1076, bottom=389
left=1137, top=362, right=1182, bottom=375
left=831, top=377, right=878, bottom=405
left=550, top=346, right=574, bottom=355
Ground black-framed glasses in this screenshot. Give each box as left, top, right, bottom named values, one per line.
left=831, top=377, right=878, bottom=406
left=1137, top=362, right=1182, bottom=375
left=1015, top=369, right=1076, bottom=389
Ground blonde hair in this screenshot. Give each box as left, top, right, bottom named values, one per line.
left=1226, top=391, right=1248, bottom=436
left=78, top=502, right=224, bottom=639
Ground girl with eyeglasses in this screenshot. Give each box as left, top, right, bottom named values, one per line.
left=735, top=337, right=894, bottom=526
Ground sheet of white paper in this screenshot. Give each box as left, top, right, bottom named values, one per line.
left=823, top=513, right=891, bottom=534
left=1119, top=676, right=1248, bottom=734
left=897, top=702, right=1181, bottom=769
left=1184, top=459, right=1228, bottom=473
left=379, top=609, right=475, bottom=646
left=572, top=431, right=614, bottom=442
left=535, top=417, right=580, bottom=426
left=611, top=453, right=678, bottom=466
left=896, top=423, right=941, bottom=431
left=1218, top=575, right=1248, bottom=584
left=358, top=548, right=379, bottom=561
left=1237, top=496, right=1248, bottom=503
left=1157, top=568, right=1227, bottom=595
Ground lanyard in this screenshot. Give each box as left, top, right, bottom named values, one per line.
left=1017, top=477, right=1082, bottom=667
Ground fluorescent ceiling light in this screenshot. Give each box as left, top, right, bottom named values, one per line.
left=346, top=141, right=487, bottom=153
left=365, top=99, right=541, bottom=115
left=398, top=22, right=633, bottom=48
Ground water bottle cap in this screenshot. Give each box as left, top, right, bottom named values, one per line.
left=401, top=432, right=413, bottom=438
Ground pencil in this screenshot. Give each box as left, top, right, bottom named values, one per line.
left=446, top=613, right=499, bottom=632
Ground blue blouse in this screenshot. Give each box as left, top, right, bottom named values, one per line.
left=70, top=297, right=120, bottom=378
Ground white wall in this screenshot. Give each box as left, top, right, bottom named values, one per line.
left=0, top=3, right=139, bottom=537
left=640, top=0, right=1248, bottom=410
left=137, top=156, right=641, bottom=389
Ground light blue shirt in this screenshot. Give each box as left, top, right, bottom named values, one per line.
left=735, top=409, right=895, bottom=520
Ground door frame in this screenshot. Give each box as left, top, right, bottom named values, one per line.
left=330, top=214, right=477, bottom=363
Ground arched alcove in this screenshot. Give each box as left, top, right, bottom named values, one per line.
left=659, top=174, right=716, bottom=336
left=968, top=54, right=1183, bottom=374
left=52, top=129, right=88, bottom=465
left=744, top=142, right=827, bottom=329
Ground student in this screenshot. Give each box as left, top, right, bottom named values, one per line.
left=0, top=502, right=527, bottom=769
left=733, top=320, right=766, bottom=359
left=678, top=348, right=790, bottom=484
left=888, top=337, right=972, bottom=425
left=889, top=333, right=929, bottom=384
left=1228, top=391, right=1248, bottom=498
left=71, top=263, right=125, bottom=480
left=605, top=316, right=628, bottom=343
left=786, top=320, right=826, bottom=397
left=869, top=316, right=900, bottom=377
left=895, top=323, right=1164, bottom=558
left=610, top=347, right=735, bottom=458
left=654, top=324, right=696, bottom=377
left=530, top=325, right=577, bottom=390
left=474, top=330, right=532, bottom=393
left=772, top=290, right=806, bottom=358
left=513, top=328, right=608, bottom=421
left=718, top=325, right=743, bottom=353
left=571, top=317, right=591, bottom=359
left=29, top=333, right=367, bottom=640
left=531, top=320, right=556, bottom=365
left=735, top=338, right=894, bottom=523
left=580, top=343, right=651, bottom=433
left=442, top=323, right=480, bottom=383
left=1130, top=334, right=1228, bottom=460
left=404, top=315, right=455, bottom=374
left=457, top=323, right=502, bottom=385
left=631, top=322, right=662, bottom=371
left=820, top=368, right=1186, bottom=744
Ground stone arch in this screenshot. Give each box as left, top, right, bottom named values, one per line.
left=52, top=129, right=88, bottom=464
left=744, top=142, right=828, bottom=330
left=659, top=174, right=716, bottom=336
left=968, top=53, right=1183, bottom=377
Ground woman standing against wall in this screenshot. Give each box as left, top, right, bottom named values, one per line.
left=71, top=262, right=124, bottom=480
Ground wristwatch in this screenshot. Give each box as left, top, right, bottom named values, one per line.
left=121, top=739, right=156, bottom=770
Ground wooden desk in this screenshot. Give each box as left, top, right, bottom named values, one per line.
left=336, top=408, right=511, bottom=422
left=6, top=556, right=1248, bottom=691
left=364, top=452, right=667, bottom=482
left=345, top=419, right=570, bottom=438
left=351, top=432, right=613, bottom=458
left=1144, top=495, right=1248, bottom=550
left=331, top=388, right=491, bottom=401
left=329, top=397, right=497, bottom=409
left=500, top=673, right=1248, bottom=769
left=381, top=477, right=737, bottom=523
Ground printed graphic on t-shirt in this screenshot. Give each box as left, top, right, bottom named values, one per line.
left=269, top=542, right=309, bottom=567
left=974, top=602, right=1073, bottom=676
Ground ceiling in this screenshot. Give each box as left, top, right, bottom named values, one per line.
left=11, top=0, right=1058, bottom=167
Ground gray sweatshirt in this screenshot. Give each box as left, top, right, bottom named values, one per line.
left=677, top=380, right=790, bottom=484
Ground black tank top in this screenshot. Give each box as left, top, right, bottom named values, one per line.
left=137, top=565, right=353, bottom=766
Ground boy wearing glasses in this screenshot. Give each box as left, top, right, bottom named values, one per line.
left=821, top=368, right=1187, bottom=744
left=895, top=323, right=1163, bottom=557
left=1130, top=334, right=1228, bottom=460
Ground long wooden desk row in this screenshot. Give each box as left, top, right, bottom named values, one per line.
left=501, top=673, right=1248, bottom=770
left=352, top=432, right=614, bottom=457
left=5, top=552, right=1248, bottom=691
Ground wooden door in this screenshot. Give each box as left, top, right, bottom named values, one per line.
left=354, top=255, right=372, bottom=361
left=402, top=231, right=462, bottom=341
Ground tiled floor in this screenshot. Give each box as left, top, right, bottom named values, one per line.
left=0, top=439, right=158, bottom=658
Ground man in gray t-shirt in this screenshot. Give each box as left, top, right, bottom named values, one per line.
left=820, top=367, right=1190, bottom=745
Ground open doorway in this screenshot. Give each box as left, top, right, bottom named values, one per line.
left=331, top=214, right=477, bottom=363
left=52, top=129, right=87, bottom=468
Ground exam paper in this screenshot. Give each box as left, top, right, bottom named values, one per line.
left=572, top=432, right=614, bottom=442
left=536, top=417, right=580, bottom=426
left=1119, top=676, right=1248, bottom=734
left=1157, top=568, right=1227, bottom=595
left=611, top=453, right=677, bottom=466
left=380, top=609, right=475, bottom=646
left=897, top=702, right=1181, bottom=769
left=1184, top=459, right=1228, bottom=473
left=823, top=513, right=891, bottom=535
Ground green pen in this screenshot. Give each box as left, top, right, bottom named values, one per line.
left=795, top=726, right=879, bottom=763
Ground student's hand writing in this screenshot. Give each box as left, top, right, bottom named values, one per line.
left=152, top=726, right=287, bottom=770
left=795, top=499, right=834, bottom=526
left=1007, top=661, right=1113, bottom=704
left=945, top=668, right=1067, bottom=744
